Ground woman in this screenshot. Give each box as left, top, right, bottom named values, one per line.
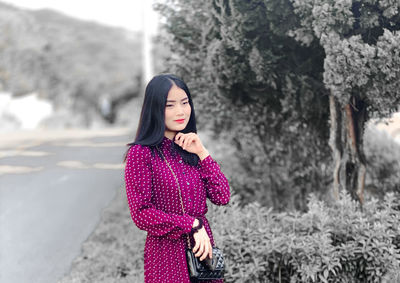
left=124, top=74, right=231, bottom=283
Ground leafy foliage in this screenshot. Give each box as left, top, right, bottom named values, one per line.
left=155, top=0, right=331, bottom=210
left=290, top=0, right=400, bottom=114
left=155, top=0, right=400, bottom=208
left=207, top=190, right=400, bottom=282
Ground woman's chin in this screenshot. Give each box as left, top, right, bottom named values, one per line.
left=174, top=124, right=187, bottom=131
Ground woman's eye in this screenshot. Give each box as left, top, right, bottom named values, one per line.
left=166, top=105, right=173, bottom=107
left=183, top=102, right=189, bottom=105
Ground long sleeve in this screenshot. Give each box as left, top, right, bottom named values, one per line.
left=198, top=155, right=231, bottom=205
left=124, top=145, right=195, bottom=239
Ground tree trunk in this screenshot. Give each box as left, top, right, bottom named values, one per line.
left=329, top=95, right=367, bottom=204
left=343, top=96, right=367, bottom=204
left=328, top=94, right=342, bottom=201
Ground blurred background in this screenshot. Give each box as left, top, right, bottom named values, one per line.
left=1, top=0, right=400, bottom=282
left=0, top=0, right=161, bottom=130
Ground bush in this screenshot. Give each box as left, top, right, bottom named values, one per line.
left=208, top=189, right=400, bottom=282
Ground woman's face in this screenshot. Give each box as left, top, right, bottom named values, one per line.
left=164, top=84, right=191, bottom=139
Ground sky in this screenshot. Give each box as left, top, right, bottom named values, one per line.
left=2, top=0, right=160, bottom=33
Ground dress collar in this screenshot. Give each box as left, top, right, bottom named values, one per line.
left=161, top=136, right=173, bottom=148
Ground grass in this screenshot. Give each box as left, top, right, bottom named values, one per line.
left=57, top=186, right=146, bottom=283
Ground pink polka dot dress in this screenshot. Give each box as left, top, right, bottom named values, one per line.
left=124, top=136, right=231, bottom=283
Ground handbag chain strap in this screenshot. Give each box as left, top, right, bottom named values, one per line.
left=156, top=146, right=192, bottom=249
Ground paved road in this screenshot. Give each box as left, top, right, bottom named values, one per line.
left=0, top=128, right=133, bottom=283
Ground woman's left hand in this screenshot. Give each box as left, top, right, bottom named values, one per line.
left=174, top=132, right=207, bottom=156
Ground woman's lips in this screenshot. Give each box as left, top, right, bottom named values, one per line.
left=174, top=119, right=185, bottom=124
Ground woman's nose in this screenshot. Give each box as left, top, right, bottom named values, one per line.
left=175, top=104, right=185, bottom=115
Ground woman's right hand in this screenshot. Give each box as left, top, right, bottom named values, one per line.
left=192, top=226, right=213, bottom=261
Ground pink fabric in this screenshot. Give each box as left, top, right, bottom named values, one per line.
left=125, top=136, right=230, bottom=283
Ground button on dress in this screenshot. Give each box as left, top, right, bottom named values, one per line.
left=124, top=136, right=231, bottom=283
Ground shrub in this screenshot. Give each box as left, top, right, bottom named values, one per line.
left=208, top=189, right=400, bottom=282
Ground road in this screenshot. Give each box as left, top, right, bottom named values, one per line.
left=0, top=128, right=133, bottom=283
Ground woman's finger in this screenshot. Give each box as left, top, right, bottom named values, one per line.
left=200, top=241, right=209, bottom=261
left=176, top=134, right=180, bottom=143
left=175, top=133, right=182, bottom=141
left=193, top=238, right=200, bottom=253
left=195, top=240, right=204, bottom=257
left=178, top=135, right=185, bottom=147
left=182, top=136, right=188, bottom=149
left=183, top=137, right=194, bottom=150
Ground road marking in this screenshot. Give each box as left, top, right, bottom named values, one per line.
left=0, top=150, right=51, bottom=158
left=56, top=161, right=124, bottom=170
left=0, top=165, right=44, bottom=175
left=50, top=141, right=125, bottom=147
left=0, top=127, right=131, bottom=149
left=93, top=163, right=124, bottom=169
left=57, top=161, right=91, bottom=169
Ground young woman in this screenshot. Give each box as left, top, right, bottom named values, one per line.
left=124, top=74, right=231, bottom=283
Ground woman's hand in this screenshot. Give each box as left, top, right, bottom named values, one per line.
left=192, top=226, right=213, bottom=261
left=174, top=132, right=209, bottom=159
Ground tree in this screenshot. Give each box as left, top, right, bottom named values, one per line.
left=156, top=0, right=331, bottom=210
left=290, top=0, right=400, bottom=203
left=154, top=0, right=400, bottom=208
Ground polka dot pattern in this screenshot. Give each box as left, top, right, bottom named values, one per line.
left=125, top=136, right=231, bottom=283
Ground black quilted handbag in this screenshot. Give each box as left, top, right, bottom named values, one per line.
left=186, top=246, right=225, bottom=280
left=157, top=147, right=225, bottom=281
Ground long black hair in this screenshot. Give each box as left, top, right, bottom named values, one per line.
left=123, top=74, right=200, bottom=166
